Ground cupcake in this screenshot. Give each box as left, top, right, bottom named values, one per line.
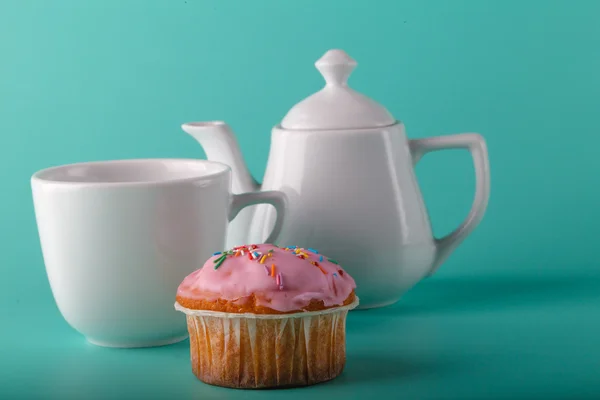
left=174, top=244, right=358, bottom=389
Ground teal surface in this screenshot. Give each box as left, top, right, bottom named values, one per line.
left=2, top=0, right=600, bottom=398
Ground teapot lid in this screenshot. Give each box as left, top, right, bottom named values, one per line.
left=280, top=49, right=395, bottom=130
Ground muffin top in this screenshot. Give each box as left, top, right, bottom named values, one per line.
left=176, top=244, right=356, bottom=314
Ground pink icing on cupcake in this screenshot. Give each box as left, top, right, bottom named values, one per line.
left=176, top=244, right=356, bottom=312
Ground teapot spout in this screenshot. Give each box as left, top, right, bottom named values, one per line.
left=182, top=121, right=259, bottom=194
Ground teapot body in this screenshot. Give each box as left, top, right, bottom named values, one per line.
left=249, top=123, right=437, bottom=309
left=184, top=50, right=490, bottom=310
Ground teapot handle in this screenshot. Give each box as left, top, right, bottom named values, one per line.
left=409, top=133, right=490, bottom=276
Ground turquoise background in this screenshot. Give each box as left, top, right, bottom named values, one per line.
left=2, top=0, right=600, bottom=398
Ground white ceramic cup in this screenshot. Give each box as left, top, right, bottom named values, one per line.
left=31, top=159, right=287, bottom=348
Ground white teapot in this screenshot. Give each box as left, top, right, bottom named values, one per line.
left=182, top=49, right=490, bottom=309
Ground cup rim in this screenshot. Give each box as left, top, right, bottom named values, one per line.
left=31, top=158, right=231, bottom=188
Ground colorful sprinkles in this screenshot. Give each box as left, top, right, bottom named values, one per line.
left=210, top=245, right=343, bottom=290
left=213, top=254, right=227, bottom=270
left=311, top=261, right=327, bottom=275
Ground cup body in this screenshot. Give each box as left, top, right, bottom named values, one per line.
left=31, top=159, right=232, bottom=347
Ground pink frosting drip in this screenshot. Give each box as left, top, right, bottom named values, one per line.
left=176, top=244, right=356, bottom=312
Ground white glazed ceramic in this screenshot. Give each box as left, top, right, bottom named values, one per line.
left=31, top=159, right=286, bottom=347
left=182, top=49, right=490, bottom=309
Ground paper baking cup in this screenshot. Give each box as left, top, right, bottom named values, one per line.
left=174, top=297, right=359, bottom=389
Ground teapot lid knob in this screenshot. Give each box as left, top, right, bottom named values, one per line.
left=315, top=49, right=357, bottom=87
left=280, top=49, right=395, bottom=130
